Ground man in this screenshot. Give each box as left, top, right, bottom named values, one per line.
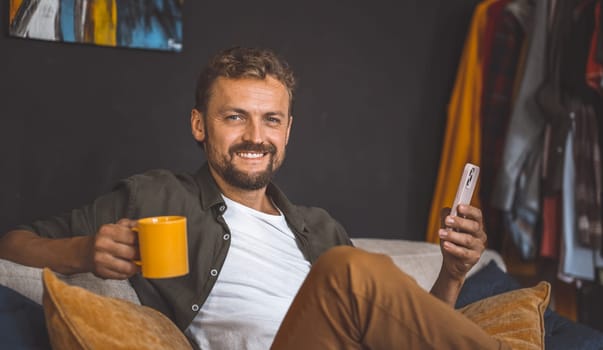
left=0, top=47, right=508, bottom=349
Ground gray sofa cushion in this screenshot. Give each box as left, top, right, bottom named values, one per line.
left=352, top=238, right=506, bottom=290
left=0, top=259, right=140, bottom=305
left=0, top=239, right=505, bottom=304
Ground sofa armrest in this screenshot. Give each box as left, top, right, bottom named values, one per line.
left=351, top=238, right=506, bottom=291
left=0, top=259, right=140, bottom=305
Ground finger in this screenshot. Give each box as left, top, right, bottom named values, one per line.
left=108, top=240, right=139, bottom=261
left=103, top=260, right=140, bottom=277
left=440, top=207, right=451, bottom=228
left=455, top=206, right=488, bottom=243
left=95, top=231, right=138, bottom=261
left=444, top=215, right=481, bottom=237
left=95, top=267, right=130, bottom=280
left=439, top=229, right=481, bottom=249
left=94, top=252, right=140, bottom=278
left=441, top=240, right=481, bottom=264
left=116, top=218, right=137, bottom=227
left=456, top=205, right=483, bottom=223
left=98, top=223, right=138, bottom=246
left=454, top=216, right=487, bottom=245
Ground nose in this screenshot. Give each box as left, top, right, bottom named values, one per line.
left=242, top=118, right=265, bottom=144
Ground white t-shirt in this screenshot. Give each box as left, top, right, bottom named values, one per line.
left=185, top=195, right=311, bottom=349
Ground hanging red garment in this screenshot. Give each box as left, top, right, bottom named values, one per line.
left=482, top=0, right=512, bottom=75
left=586, top=0, right=603, bottom=95
left=480, top=4, right=526, bottom=251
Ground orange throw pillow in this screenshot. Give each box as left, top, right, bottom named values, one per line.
left=459, top=281, right=551, bottom=350
left=42, top=268, right=192, bottom=350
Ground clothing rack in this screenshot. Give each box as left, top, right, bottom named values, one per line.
left=428, top=0, right=603, bottom=285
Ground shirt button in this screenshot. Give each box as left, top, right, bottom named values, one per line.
left=219, top=205, right=226, bottom=212
left=223, top=233, right=230, bottom=241
left=192, top=304, right=199, bottom=312
left=210, top=269, right=218, bottom=277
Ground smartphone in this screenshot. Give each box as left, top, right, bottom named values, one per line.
left=450, top=163, right=480, bottom=217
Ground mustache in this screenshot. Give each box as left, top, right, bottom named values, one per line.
left=229, top=141, right=276, bottom=155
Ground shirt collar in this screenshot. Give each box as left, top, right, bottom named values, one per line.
left=192, top=163, right=306, bottom=233
left=266, top=181, right=305, bottom=233
left=194, top=163, right=225, bottom=211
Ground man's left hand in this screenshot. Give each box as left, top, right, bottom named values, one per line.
left=438, top=204, right=487, bottom=282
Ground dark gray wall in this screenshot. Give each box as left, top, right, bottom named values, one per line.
left=0, top=1, right=478, bottom=240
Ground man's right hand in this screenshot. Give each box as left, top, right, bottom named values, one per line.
left=85, top=218, right=141, bottom=280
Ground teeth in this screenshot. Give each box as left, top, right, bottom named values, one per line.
left=237, top=152, right=264, bottom=159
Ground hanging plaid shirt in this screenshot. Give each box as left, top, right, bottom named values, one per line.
left=480, top=7, right=526, bottom=251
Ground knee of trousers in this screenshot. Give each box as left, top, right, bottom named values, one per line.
left=315, top=246, right=383, bottom=268
left=310, top=246, right=402, bottom=288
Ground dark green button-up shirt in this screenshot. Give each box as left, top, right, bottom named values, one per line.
left=18, top=163, right=352, bottom=331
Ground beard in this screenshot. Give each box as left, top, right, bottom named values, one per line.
left=206, top=140, right=283, bottom=190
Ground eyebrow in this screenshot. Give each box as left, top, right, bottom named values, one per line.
left=219, top=107, right=287, bottom=118
left=219, top=107, right=248, bottom=115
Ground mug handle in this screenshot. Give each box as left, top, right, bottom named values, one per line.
left=131, top=226, right=142, bottom=267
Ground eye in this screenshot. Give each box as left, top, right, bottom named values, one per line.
left=226, top=114, right=243, bottom=121
left=266, top=116, right=282, bottom=125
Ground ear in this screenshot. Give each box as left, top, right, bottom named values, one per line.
left=191, top=108, right=206, bottom=143
left=285, top=116, right=293, bottom=145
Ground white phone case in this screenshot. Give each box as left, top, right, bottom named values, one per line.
left=450, top=163, right=480, bottom=217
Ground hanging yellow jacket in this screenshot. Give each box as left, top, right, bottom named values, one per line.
left=9, top=0, right=24, bottom=23
left=426, top=0, right=496, bottom=242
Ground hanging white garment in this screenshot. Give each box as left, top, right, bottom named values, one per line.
left=559, top=120, right=596, bottom=281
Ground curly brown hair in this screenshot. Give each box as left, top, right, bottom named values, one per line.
left=194, top=47, right=296, bottom=115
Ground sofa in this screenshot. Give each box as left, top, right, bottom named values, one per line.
left=0, top=238, right=601, bottom=349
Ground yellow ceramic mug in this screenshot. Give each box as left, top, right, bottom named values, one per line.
left=133, top=216, right=189, bottom=279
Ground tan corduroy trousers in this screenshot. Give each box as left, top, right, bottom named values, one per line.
left=271, top=246, right=511, bottom=350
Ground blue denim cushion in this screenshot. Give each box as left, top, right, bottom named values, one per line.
left=0, top=284, right=50, bottom=349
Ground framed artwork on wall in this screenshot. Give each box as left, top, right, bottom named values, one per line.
left=9, top=0, right=183, bottom=52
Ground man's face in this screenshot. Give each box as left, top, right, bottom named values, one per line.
left=191, top=76, right=292, bottom=191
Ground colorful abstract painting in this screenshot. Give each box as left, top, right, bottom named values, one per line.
left=9, top=0, right=183, bottom=52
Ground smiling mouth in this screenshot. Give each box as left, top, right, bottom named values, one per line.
left=236, top=151, right=267, bottom=159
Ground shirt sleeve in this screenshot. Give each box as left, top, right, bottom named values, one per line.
left=12, top=181, right=132, bottom=239
left=332, top=218, right=353, bottom=247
